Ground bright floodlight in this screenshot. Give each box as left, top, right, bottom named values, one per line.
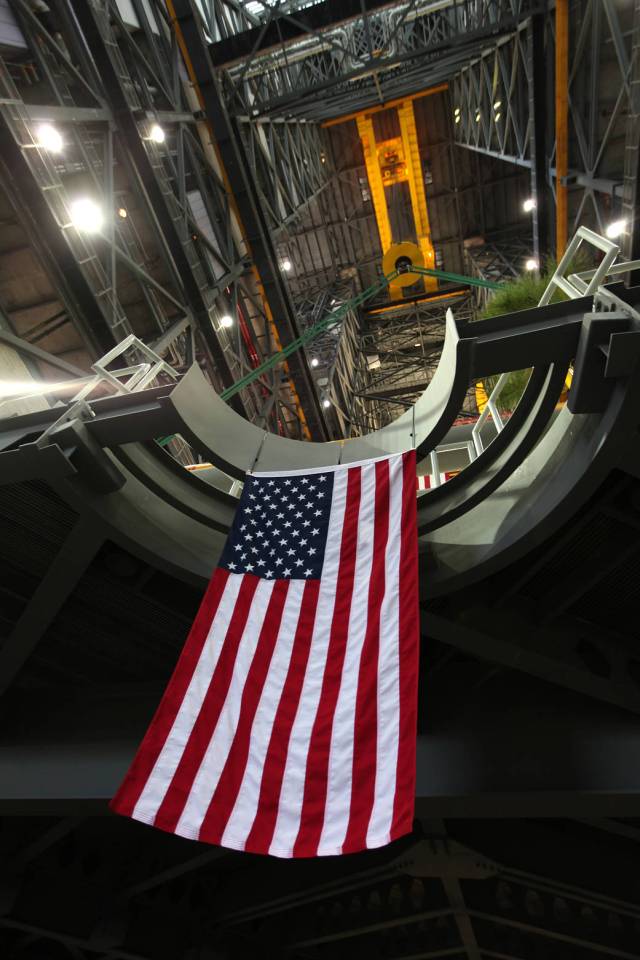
left=525, top=258, right=538, bottom=271
left=149, top=123, right=165, bottom=143
left=606, top=219, right=627, bottom=239
left=37, top=123, right=63, bottom=153
left=117, top=206, right=128, bottom=219
left=281, top=259, right=292, bottom=272
left=70, top=197, right=104, bottom=234
left=523, top=198, right=536, bottom=213
left=220, top=314, right=234, bottom=328
left=322, top=398, right=331, bottom=408
left=310, top=357, right=319, bottom=367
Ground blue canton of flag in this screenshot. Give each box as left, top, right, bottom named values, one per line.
left=219, top=471, right=334, bottom=580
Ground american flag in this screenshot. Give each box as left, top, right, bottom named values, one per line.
left=111, top=450, right=419, bottom=858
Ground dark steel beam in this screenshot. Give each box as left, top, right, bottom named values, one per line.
left=422, top=609, right=640, bottom=715
left=172, top=0, right=329, bottom=439
left=527, top=14, right=551, bottom=261
left=0, top=518, right=104, bottom=699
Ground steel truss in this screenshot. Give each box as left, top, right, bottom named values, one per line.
left=0, top=0, right=330, bottom=440
left=352, top=294, right=477, bottom=433
left=453, top=0, right=634, bottom=251
left=212, top=0, right=537, bottom=121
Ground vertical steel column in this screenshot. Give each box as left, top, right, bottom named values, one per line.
left=168, top=0, right=328, bottom=440
left=528, top=14, right=551, bottom=263
left=623, top=0, right=640, bottom=284
left=555, top=0, right=569, bottom=258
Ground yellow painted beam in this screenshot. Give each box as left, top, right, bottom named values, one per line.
left=322, top=83, right=448, bottom=128
left=355, top=115, right=402, bottom=298
left=397, top=100, right=437, bottom=292
left=555, top=0, right=569, bottom=259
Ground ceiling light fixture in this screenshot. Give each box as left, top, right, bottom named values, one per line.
left=281, top=259, right=292, bottom=271
left=117, top=207, right=128, bottom=219
left=36, top=123, right=63, bottom=153
left=525, top=258, right=538, bottom=271
left=149, top=123, right=165, bottom=143
left=310, top=357, right=319, bottom=367
left=523, top=197, right=536, bottom=213
left=322, top=398, right=331, bottom=409
left=70, top=197, right=104, bottom=234
left=220, top=314, right=234, bottom=328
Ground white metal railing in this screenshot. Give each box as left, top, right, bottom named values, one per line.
left=425, top=227, right=640, bottom=484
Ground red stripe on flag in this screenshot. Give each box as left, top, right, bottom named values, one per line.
left=243, top=578, right=321, bottom=855
left=198, top=579, right=290, bottom=846
left=342, top=458, right=390, bottom=853
left=110, top=567, right=230, bottom=818
left=391, top=450, right=419, bottom=840
left=153, top=574, right=260, bottom=834
left=293, top=467, right=362, bottom=858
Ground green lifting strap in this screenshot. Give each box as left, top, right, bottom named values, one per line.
left=412, top=265, right=503, bottom=291
left=156, top=262, right=499, bottom=445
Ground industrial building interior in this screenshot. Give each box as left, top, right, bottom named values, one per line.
left=1, top=0, right=640, bottom=957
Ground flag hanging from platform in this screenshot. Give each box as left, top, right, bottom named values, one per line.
left=111, top=450, right=419, bottom=858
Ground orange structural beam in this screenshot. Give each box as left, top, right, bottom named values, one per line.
left=322, top=83, right=448, bottom=128
left=555, top=0, right=569, bottom=259
left=397, top=100, right=437, bottom=293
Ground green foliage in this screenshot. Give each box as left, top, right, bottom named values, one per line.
left=477, top=260, right=568, bottom=412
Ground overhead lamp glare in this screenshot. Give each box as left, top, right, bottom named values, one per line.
left=281, top=258, right=292, bottom=272
left=70, top=197, right=104, bottom=234
left=605, top=219, right=627, bottom=239
left=523, top=197, right=536, bottom=213
left=36, top=123, right=63, bottom=153
left=322, top=398, right=331, bottom=409
left=493, top=100, right=502, bottom=110
left=525, top=258, right=538, bottom=272
left=310, top=357, right=319, bottom=367
left=117, top=206, right=128, bottom=219
left=220, top=314, right=234, bottom=328
left=149, top=123, right=165, bottom=143
left=494, top=112, right=502, bottom=122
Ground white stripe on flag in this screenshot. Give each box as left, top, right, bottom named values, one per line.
left=367, top=452, right=403, bottom=845
left=220, top=580, right=306, bottom=849
left=317, top=461, right=377, bottom=855
left=175, top=577, right=275, bottom=838
left=268, top=466, right=349, bottom=857
left=132, top=574, right=243, bottom=824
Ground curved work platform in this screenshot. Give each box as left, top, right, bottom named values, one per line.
left=167, top=308, right=472, bottom=476
left=2, top=287, right=640, bottom=598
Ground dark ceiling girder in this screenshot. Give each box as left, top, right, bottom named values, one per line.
left=0, top=116, right=114, bottom=358
left=172, top=0, right=329, bottom=439
left=67, top=0, right=243, bottom=411
left=0, top=518, right=104, bottom=699
left=5, top=682, right=640, bottom=819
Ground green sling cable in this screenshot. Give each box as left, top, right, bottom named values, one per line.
left=412, top=265, right=503, bottom=291
left=157, top=264, right=500, bottom=443
left=220, top=270, right=399, bottom=401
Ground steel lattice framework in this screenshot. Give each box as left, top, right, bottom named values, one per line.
left=210, top=0, right=538, bottom=120
left=452, top=0, right=634, bottom=252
